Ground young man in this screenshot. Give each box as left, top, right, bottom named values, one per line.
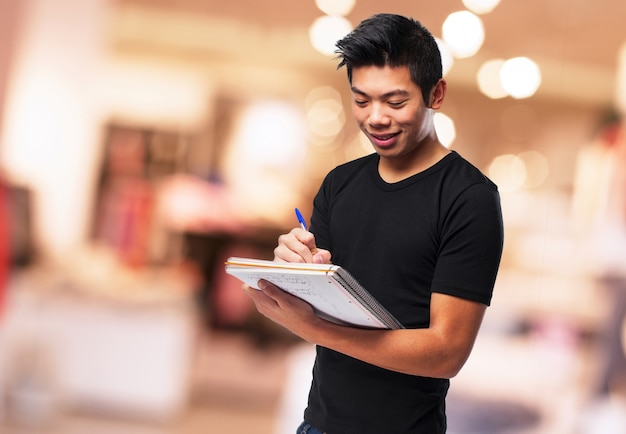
left=243, top=13, right=504, bottom=433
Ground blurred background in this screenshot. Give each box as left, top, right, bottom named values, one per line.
left=0, top=0, right=625, bottom=433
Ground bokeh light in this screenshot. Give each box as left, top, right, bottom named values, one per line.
left=462, top=0, right=502, bottom=14
left=306, top=87, right=346, bottom=147
left=309, top=15, right=353, bottom=55
left=314, top=0, right=355, bottom=16
left=435, top=37, right=455, bottom=77
left=518, top=150, right=549, bottom=189
left=500, top=57, right=542, bottom=99
left=442, top=11, right=485, bottom=59
left=233, top=100, right=307, bottom=168
left=488, top=153, right=527, bottom=193
left=477, top=59, right=508, bottom=99
left=434, top=112, right=456, bottom=148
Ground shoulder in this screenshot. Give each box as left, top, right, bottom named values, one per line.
left=431, top=153, right=502, bottom=224
left=320, top=153, right=378, bottom=190
left=329, top=153, right=377, bottom=177
left=435, top=152, right=499, bottom=203
left=443, top=152, right=496, bottom=188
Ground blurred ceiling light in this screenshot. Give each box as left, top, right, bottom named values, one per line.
left=434, top=112, right=456, bottom=148
left=307, top=98, right=345, bottom=139
left=488, top=153, right=527, bottom=193
left=500, top=57, right=542, bottom=99
left=306, top=86, right=345, bottom=147
left=305, top=86, right=342, bottom=109
left=442, top=11, right=485, bottom=59
left=435, top=37, right=455, bottom=76
left=310, top=15, right=353, bottom=55
left=477, top=59, right=508, bottom=99
left=518, top=150, right=549, bottom=189
left=462, top=0, right=501, bottom=14
left=234, top=100, right=306, bottom=168
left=315, top=0, right=356, bottom=16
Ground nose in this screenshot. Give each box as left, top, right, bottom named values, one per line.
left=368, top=103, right=391, bottom=127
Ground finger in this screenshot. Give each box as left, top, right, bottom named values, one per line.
left=274, top=228, right=317, bottom=263
left=257, top=279, right=284, bottom=300
left=243, top=282, right=278, bottom=309
left=294, top=228, right=318, bottom=252
left=258, top=279, right=303, bottom=311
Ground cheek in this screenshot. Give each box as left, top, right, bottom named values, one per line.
left=398, top=109, right=427, bottom=131
left=396, top=110, right=419, bottom=126
left=351, top=106, right=366, bottom=123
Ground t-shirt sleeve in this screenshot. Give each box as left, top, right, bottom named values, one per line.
left=430, top=182, right=504, bottom=305
left=309, top=172, right=333, bottom=252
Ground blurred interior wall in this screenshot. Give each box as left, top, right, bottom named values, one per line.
left=0, top=0, right=112, bottom=259
left=0, top=0, right=21, bottom=143
left=0, top=0, right=215, bottom=262
left=616, top=42, right=626, bottom=117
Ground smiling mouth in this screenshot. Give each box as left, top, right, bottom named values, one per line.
left=372, top=133, right=398, bottom=140
left=370, top=132, right=399, bottom=141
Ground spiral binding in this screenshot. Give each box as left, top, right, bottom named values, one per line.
left=334, top=268, right=404, bottom=329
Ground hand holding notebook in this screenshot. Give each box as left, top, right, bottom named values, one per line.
left=225, top=257, right=403, bottom=330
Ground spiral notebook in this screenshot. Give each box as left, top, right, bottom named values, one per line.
left=224, top=257, right=403, bottom=330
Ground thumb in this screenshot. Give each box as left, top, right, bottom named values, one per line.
left=313, top=249, right=331, bottom=264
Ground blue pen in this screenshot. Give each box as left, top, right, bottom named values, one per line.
left=295, top=208, right=308, bottom=230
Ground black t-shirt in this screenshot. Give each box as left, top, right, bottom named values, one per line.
left=304, top=151, right=504, bottom=433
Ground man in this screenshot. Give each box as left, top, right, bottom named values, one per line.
left=243, top=13, right=504, bottom=433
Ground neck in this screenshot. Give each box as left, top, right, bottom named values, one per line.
left=378, top=141, right=450, bottom=183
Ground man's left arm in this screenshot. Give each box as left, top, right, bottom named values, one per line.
left=244, top=280, right=486, bottom=379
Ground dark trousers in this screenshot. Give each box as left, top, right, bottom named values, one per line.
left=297, top=421, right=325, bottom=434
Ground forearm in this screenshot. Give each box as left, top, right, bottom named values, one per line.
left=298, top=318, right=468, bottom=378
left=248, top=279, right=486, bottom=379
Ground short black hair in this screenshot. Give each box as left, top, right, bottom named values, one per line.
left=335, top=13, right=443, bottom=104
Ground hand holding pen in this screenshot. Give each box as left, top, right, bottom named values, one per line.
left=273, top=208, right=331, bottom=264
left=294, top=208, right=331, bottom=264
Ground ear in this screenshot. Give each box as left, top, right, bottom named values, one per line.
left=428, top=79, right=447, bottom=109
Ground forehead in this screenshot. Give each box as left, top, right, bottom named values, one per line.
left=350, top=65, right=418, bottom=95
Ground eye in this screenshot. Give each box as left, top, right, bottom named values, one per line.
left=389, top=100, right=407, bottom=107
left=354, top=99, right=368, bottom=107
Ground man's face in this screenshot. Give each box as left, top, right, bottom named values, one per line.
left=350, top=65, right=435, bottom=161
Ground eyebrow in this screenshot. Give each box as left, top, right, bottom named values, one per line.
left=351, top=86, right=411, bottom=99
